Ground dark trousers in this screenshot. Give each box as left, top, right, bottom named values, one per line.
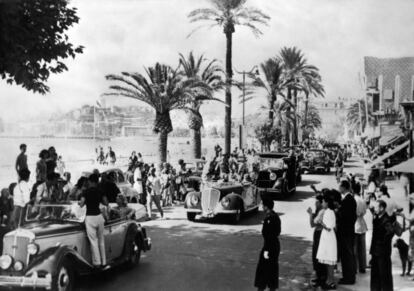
left=354, top=233, right=367, bottom=272
left=312, top=230, right=327, bottom=282
left=370, top=255, right=393, bottom=291
left=339, top=232, right=356, bottom=282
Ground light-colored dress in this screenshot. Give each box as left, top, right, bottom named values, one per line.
left=316, top=208, right=337, bottom=265
left=133, top=168, right=143, bottom=194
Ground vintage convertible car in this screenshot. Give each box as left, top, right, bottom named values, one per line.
left=184, top=181, right=260, bottom=223
left=323, top=143, right=343, bottom=163
left=255, top=153, right=300, bottom=199
left=0, top=204, right=151, bottom=290
left=300, top=149, right=331, bottom=174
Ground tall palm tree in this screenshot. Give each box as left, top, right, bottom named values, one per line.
left=104, top=63, right=212, bottom=163
left=280, top=46, right=324, bottom=145
left=246, top=57, right=287, bottom=125
left=299, top=103, right=322, bottom=138
left=346, top=99, right=374, bottom=134
left=178, top=51, right=225, bottom=158
left=188, top=0, right=270, bottom=154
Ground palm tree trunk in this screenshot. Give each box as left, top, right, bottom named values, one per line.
left=224, top=30, right=233, bottom=155
left=303, top=97, right=309, bottom=144
left=158, top=130, right=168, bottom=163
left=293, top=89, right=298, bottom=145
left=268, top=94, right=275, bottom=125
left=285, top=88, right=292, bottom=146
left=191, top=128, right=202, bottom=159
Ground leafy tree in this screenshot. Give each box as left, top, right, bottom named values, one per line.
left=254, top=122, right=282, bottom=151
left=178, top=51, right=224, bottom=158
left=188, top=0, right=270, bottom=154
left=104, top=63, right=212, bottom=163
left=0, top=0, right=84, bottom=94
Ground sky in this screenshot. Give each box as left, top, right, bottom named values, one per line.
left=1, top=0, right=414, bottom=126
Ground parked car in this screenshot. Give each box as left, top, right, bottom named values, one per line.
left=0, top=203, right=151, bottom=290
left=300, top=149, right=331, bottom=173
left=184, top=181, right=260, bottom=223
left=255, top=152, right=300, bottom=199
left=185, top=159, right=207, bottom=177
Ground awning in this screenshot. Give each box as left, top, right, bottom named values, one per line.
left=379, top=135, right=404, bottom=146
left=369, top=140, right=409, bottom=166
left=387, top=157, right=414, bottom=173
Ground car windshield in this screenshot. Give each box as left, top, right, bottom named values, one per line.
left=260, top=158, right=285, bottom=169
left=24, top=204, right=85, bottom=224
left=307, top=151, right=324, bottom=158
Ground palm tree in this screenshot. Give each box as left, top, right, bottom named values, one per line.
left=178, top=51, right=225, bottom=158
left=299, top=104, right=322, bottom=139
left=279, top=46, right=324, bottom=145
left=246, top=57, right=287, bottom=125
left=346, top=99, right=374, bottom=134
left=104, top=63, right=212, bottom=163
left=188, top=0, right=270, bottom=154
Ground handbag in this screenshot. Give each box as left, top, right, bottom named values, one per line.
left=393, top=219, right=404, bottom=237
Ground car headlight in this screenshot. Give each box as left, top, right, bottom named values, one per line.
left=190, top=195, right=199, bottom=206
left=0, top=255, right=13, bottom=270
left=269, top=172, right=277, bottom=180
left=13, top=261, right=24, bottom=271
left=221, top=197, right=230, bottom=208
left=27, top=243, right=39, bottom=255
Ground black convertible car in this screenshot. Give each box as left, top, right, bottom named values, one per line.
left=255, top=152, right=301, bottom=199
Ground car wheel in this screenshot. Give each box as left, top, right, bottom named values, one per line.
left=187, top=212, right=196, bottom=221
left=126, top=235, right=141, bottom=268
left=52, top=258, right=75, bottom=291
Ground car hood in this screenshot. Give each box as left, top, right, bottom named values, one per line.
left=8, top=221, right=84, bottom=238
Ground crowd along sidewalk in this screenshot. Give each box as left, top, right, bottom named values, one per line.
left=338, top=160, right=413, bottom=291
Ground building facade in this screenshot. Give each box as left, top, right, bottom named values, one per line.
left=364, top=56, right=414, bottom=113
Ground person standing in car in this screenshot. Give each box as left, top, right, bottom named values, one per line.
left=79, top=174, right=109, bottom=269
left=254, top=198, right=281, bottom=291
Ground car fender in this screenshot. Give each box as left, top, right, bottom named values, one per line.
left=184, top=191, right=201, bottom=209
left=223, top=192, right=244, bottom=211
left=25, top=245, right=93, bottom=277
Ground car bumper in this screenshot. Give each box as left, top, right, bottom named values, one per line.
left=0, top=274, right=51, bottom=289
left=186, top=209, right=238, bottom=217
left=257, top=187, right=282, bottom=194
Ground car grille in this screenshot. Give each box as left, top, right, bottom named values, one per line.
left=201, top=188, right=220, bottom=213
left=3, top=235, right=30, bottom=266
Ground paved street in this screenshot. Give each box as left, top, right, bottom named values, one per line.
left=74, top=158, right=413, bottom=291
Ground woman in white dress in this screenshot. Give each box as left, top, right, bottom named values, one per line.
left=316, top=193, right=337, bottom=290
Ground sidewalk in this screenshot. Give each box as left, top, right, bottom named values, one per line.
left=335, top=159, right=413, bottom=291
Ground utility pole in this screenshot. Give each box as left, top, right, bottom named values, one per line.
left=234, top=65, right=259, bottom=149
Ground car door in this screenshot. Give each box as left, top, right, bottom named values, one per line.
left=242, top=183, right=257, bottom=209
left=107, top=219, right=127, bottom=259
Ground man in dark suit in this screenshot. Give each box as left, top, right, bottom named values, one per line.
left=370, top=199, right=394, bottom=291
left=337, top=180, right=357, bottom=284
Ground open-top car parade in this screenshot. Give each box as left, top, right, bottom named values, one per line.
left=0, top=204, right=151, bottom=290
